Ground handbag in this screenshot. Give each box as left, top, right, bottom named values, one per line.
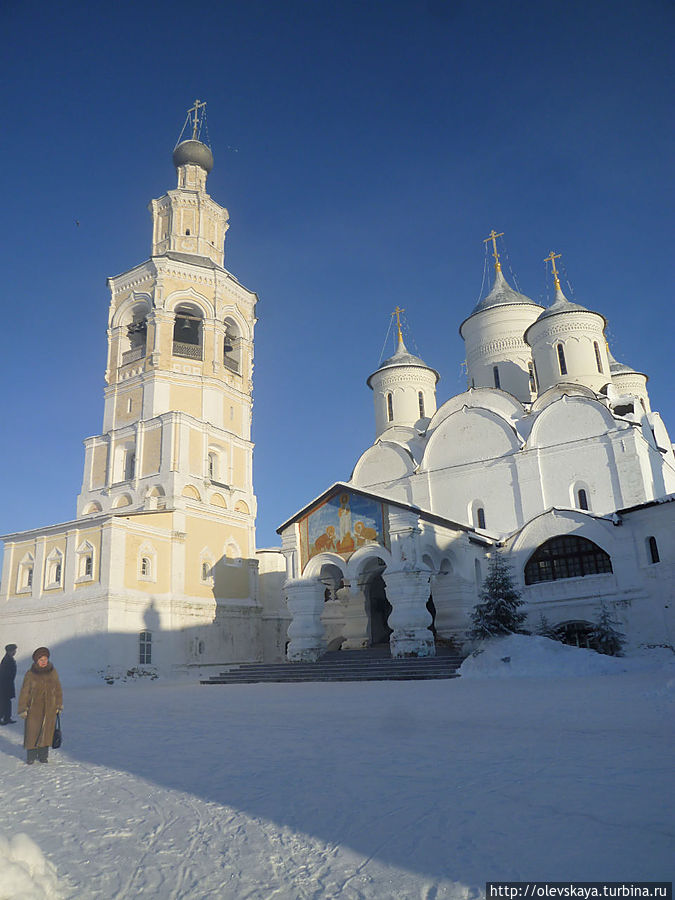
left=52, top=713, right=62, bottom=749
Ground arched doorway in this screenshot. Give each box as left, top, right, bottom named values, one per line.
left=368, top=574, right=393, bottom=646
left=359, top=558, right=392, bottom=647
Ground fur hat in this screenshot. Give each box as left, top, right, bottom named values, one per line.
left=32, top=647, right=50, bottom=662
left=5, top=644, right=17, bottom=653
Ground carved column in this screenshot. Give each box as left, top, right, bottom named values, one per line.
left=383, top=568, right=435, bottom=657
left=338, top=580, right=369, bottom=651
left=285, top=579, right=326, bottom=662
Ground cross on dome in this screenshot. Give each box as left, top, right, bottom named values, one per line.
left=484, top=229, right=505, bottom=273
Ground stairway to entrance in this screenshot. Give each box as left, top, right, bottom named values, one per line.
left=200, top=646, right=465, bottom=685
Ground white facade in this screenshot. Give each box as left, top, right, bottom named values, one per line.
left=278, top=262, right=675, bottom=660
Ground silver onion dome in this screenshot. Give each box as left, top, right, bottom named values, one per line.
left=172, top=139, right=214, bottom=173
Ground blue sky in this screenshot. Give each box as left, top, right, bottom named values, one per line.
left=0, top=0, right=672, bottom=548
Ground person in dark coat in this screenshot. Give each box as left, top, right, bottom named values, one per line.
left=0, top=643, right=18, bottom=725
left=18, top=647, right=63, bottom=764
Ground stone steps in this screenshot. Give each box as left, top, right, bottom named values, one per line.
left=200, top=650, right=464, bottom=685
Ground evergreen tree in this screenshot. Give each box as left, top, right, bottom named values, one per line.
left=535, top=613, right=560, bottom=641
left=590, top=601, right=625, bottom=656
left=468, top=551, right=526, bottom=640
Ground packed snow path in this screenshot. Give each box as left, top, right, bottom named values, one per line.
left=0, top=647, right=673, bottom=898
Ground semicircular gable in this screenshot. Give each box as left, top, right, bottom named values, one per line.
left=422, top=406, right=520, bottom=470
left=506, top=509, right=617, bottom=559
left=428, top=388, right=524, bottom=434
left=351, top=442, right=415, bottom=488
left=531, top=383, right=598, bottom=414
left=528, top=396, right=617, bottom=449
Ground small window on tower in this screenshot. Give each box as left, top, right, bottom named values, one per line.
left=493, top=366, right=501, bottom=389
left=185, top=229, right=191, bottom=235
left=477, top=507, right=486, bottom=529
left=140, top=557, right=150, bottom=578
left=577, top=488, right=589, bottom=510
left=418, top=391, right=425, bottom=418
left=557, top=343, right=567, bottom=376
left=594, top=341, right=603, bottom=373
left=387, top=393, right=394, bottom=422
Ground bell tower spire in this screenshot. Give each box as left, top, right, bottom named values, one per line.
left=150, top=101, right=229, bottom=266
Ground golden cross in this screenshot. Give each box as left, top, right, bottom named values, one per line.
left=544, top=251, right=562, bottom=290
left=189, top=99, right=207, bottom=140
left=483, top=230, right=504, bottom=272
left=393, top=306, right=405, bottom=342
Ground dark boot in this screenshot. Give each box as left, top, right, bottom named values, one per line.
left=37, top=746, right=49, bottom=763
left=26, top=749, right=38, bottom=765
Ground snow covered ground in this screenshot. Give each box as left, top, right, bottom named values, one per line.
left=1, top=637, right=673, bottom=900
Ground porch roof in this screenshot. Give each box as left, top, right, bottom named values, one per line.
left=276, top=481, right=494, bottom=545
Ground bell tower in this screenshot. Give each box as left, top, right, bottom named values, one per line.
left=77, top=101, right=258, bottom=558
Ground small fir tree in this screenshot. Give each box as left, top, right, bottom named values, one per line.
left=590, top=601, right=625, bottom=657
left=468, top=551, right=526, bottom=641
left=535, top=613, right=560, bottom=641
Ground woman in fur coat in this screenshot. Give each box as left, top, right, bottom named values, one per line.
left=18, top=647, right=63, bottom=764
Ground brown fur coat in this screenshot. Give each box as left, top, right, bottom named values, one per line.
left=18, top=663, right=63, bottom=749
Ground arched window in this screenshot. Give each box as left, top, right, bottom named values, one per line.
left=45, top=549, right=63, bottom=588
left=418, top=391, right=425, bottom=418
left=386, top=393, right=394, bottom=422
left=173, top=306, right=203, bottom=360
left=477, top=507, right=486, bottom=529
left=493, top=366, right=501, bottom=389
left=76, top=541, right=95, bottom=580
left=557, top=343, right=567, bottom=376
left=577, top=488, right=589, bottom=510
left=223, top=319, right=242, bottom=373
left=528, top=362, right=536, bottom=393
left=647, top=536, right=660, bottom=564
left=555, top=620, right=596, bottom=650
left=594, top=341, right=603, bottom=373
left=124, top=450, right=136, bottom=482
left=525, top=536, right=612, bottom=585
left=139, top=631, right=152, bottom=665
left=207, top=452, right=217, bottom=480
left=140, top=557, right=150, bottom=578
left=201, top=561, right=211, bottom=580
left=123, top=306, right=148, bottom=365
left=18, top=553, right=34, bottom=592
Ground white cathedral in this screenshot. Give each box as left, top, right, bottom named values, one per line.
left=1, top=109, right=674, bottom=676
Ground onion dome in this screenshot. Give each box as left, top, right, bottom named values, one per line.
left=607, top=347, right=646, bottom=378
left=367, top=333, right=439, bottom=387
left=172, top=139, right=214, bottom=173
left=532, top=282, right=606, bottom=326
left=468, top=268, right=538, bottom=317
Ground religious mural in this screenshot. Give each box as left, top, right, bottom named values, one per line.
left=299, top=491, right=388, bottom=570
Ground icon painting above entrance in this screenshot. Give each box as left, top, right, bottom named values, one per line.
left=299, top=489, right=389, bottom=571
